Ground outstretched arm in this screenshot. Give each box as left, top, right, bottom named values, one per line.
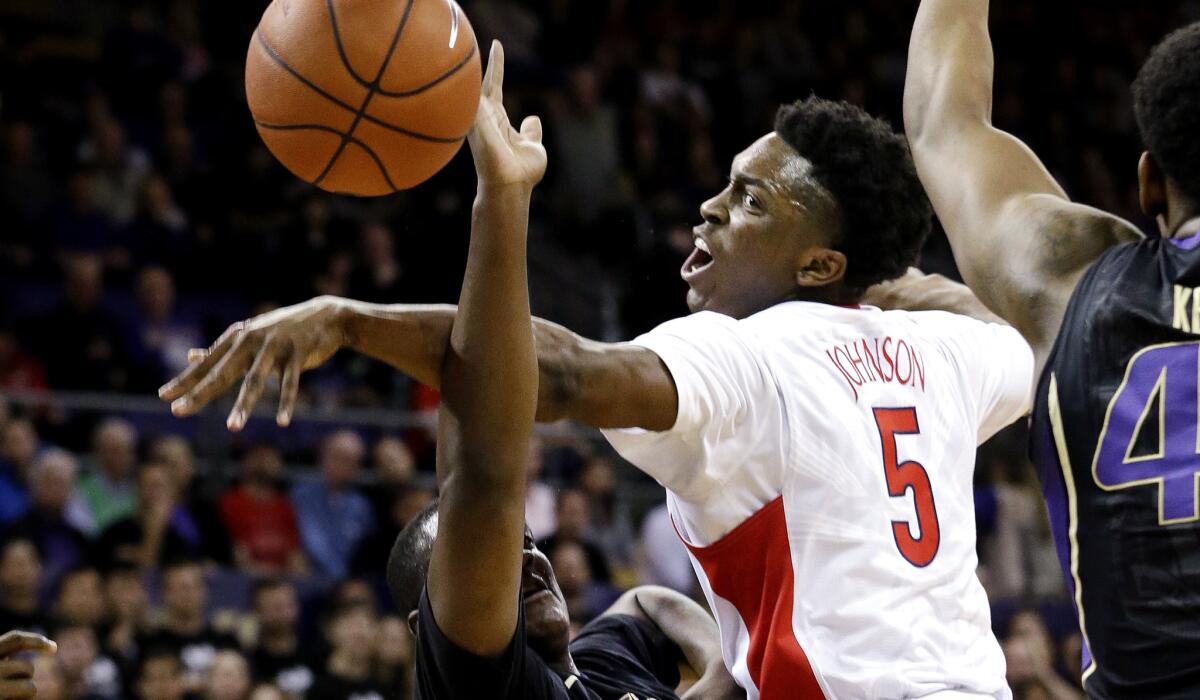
left=905, top=0, right=1140, bottom=363
left=862, top=268, right=1006, bottom=325
left=160, top=303, right=678, bottom=431
left=423, top=41, right=544, bottom=657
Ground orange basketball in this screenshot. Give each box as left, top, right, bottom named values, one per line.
left=245, top=0, right=481, bottom=196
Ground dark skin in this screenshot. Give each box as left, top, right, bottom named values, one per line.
left=159, top=132, right=853, bottom=434
left=901, top=0, right=1196, bottom=378
left=173, top=42, right=736, bottom=697
left=0, top=631, right=56, bottom=700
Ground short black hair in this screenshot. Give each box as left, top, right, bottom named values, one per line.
left=774, top=97, right=932, bottom=296
left=387, top=500, right=439, bottom=617
left=1134, top=22, right=1200, bottom=202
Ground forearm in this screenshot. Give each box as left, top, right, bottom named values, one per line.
left=438, top=184, right=538, bottom=489
left=340, top=300, right=673, bottom=430
left=905, top=0, right=995, bottom=144
left=632, top=587, right=723, bottom=677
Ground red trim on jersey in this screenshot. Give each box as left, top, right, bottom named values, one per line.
left=677, top=497, right=825, bottom=699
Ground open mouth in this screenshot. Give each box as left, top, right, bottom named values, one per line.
left=681, top=236, right=714, bottom=281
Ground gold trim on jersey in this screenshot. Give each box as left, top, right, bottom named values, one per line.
left=1049, top=374, right=1099, bottom=684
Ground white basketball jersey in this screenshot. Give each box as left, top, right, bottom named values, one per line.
left=603, top=302, right=1033, bottom=699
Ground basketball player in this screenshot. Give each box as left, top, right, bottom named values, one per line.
left=905, top=0, right=1200, bottom=694
left=162, top=59, right=1033, bottom=699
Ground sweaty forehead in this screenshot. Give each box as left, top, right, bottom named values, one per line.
left=731, top=132, right=816, bottom=195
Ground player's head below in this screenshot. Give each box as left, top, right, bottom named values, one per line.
left=684, top=96, right=931, bottom=318
left=1134, top=22, right=1200, bottom=237
left=387, top=501, right=573, bottom=664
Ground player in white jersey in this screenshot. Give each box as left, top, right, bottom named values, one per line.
left=160, top=95, right=1031, bottom=698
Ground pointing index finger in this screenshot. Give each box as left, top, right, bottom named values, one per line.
left=0, top=631, right=56, bottom=658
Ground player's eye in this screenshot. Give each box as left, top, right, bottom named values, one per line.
left=743, top=192, right=760, bottom=210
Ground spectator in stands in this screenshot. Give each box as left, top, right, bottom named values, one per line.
left=578, top=456, right=635, bottom=573
left=349, top=223, right=409, bottom=303
left=74, top=418, right=138, bottom=535
left=524, top=435, right=556, bottom=540
left=52, top=566, right=107, bottom=629
left=20, top=255, right=134, bottom=391
left=0, top=418, right=37, bottom=524
left=219, top=444, right=304, bottom=576
left=96, top=461, right=196, bottom=570
left=128, top=177, right=192, bottom=275
left=290, top=431, right=373, bottom=579
left=638, top=502, right=696, bottom=595
left=140, top=559, right=238, bottom=691
left=246, top=579, right=315, bottom=699
left=248, top=684, right=285, bottom=700
left=0, top=321, right=48, bottom=393
left=5, top=448, right=90, bottom=589
left=0, top=538, right=44, bottom=634
left=374, top=615, right=412, bottom=700
left=77, top=118, right=150, bottom=228
left=538, top=489, right=612, bottom=583
left=1002, top=609, right=1083, bottom=700
left=548, top=540, right=621, bottom=628
left=130, top=266, right=203, bottom=386
left=134, top=647, right=186, bottom=700
left=202, top=650, right=252, bottom=700
left=103, top=561, right=150, bottom=668
left=151, top=436, right=230, bottom=565
left=309, top=602, right=386, bottom=700
left=52, top=621, right=122, bottom=699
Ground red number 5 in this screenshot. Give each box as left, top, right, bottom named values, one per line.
left=873, top=407, right=940, bottom=567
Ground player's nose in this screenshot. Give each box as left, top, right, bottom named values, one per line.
left=700, top=189, right=728, bottom=226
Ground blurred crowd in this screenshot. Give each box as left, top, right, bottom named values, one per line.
left=4, top=0, right=1196, bottom=697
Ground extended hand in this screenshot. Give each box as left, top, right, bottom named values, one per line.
left=468, top=41, right=546, bottom=190
left=158, top=296, right=349, bottom=430
left=0, top=631, right=56, bottom=700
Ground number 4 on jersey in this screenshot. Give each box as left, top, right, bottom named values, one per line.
left=1093, top=342, right=1200, bottom=525
left=873, top=407, right=940, bottom=567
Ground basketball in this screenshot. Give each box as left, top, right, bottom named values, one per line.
left=245, top=0, right=481, bottom=196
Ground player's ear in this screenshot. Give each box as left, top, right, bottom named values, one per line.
left=796, top=248, right=848, bottom=289
left=407, top=610, right=419, bottom=637
left=1139, top=152, right=1169, bottom=226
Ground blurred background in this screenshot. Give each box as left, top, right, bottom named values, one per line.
left=2, top=0, right=1196, bottom=698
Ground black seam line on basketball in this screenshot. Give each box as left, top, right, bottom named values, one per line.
left=255, top=121, right=399, bottom=191
left=254, top=31, right=465, bottom=144
left=374, top=41, right=477, bottom=97
left=325, top=0, right=372, bottom=89
left=313, top=0, right=415, bottom=187
left=326, top=0, right=476, bottom=97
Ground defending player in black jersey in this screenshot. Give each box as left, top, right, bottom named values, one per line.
left=382, top=42, right=734, bottom=700
left=906, top=0, right=1200, bottom=696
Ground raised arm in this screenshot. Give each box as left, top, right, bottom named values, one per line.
left=905, top=0, right=1140, bottom=361
left=159, top=300, right=677, bottom=430
left=423, top=41, right=543, bottom=657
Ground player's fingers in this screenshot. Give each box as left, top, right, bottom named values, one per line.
left=0, top=678, right=37, bottom=699
left=227, top=338, right=284, bottom=431
left=277, top=352, right=302, bottom=427
left=0, top=632, right=56, bottom=658
left=158, top=323, right=241, bottom=400
left=519, top=115, right=542, bottom=143
left=171, top=333, right=257, bottom=416
left=0, top=659, right=34, bottom=680
left=486, top=40, right=504, bottom=102
left=187, top=348, right=209, bottom=364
